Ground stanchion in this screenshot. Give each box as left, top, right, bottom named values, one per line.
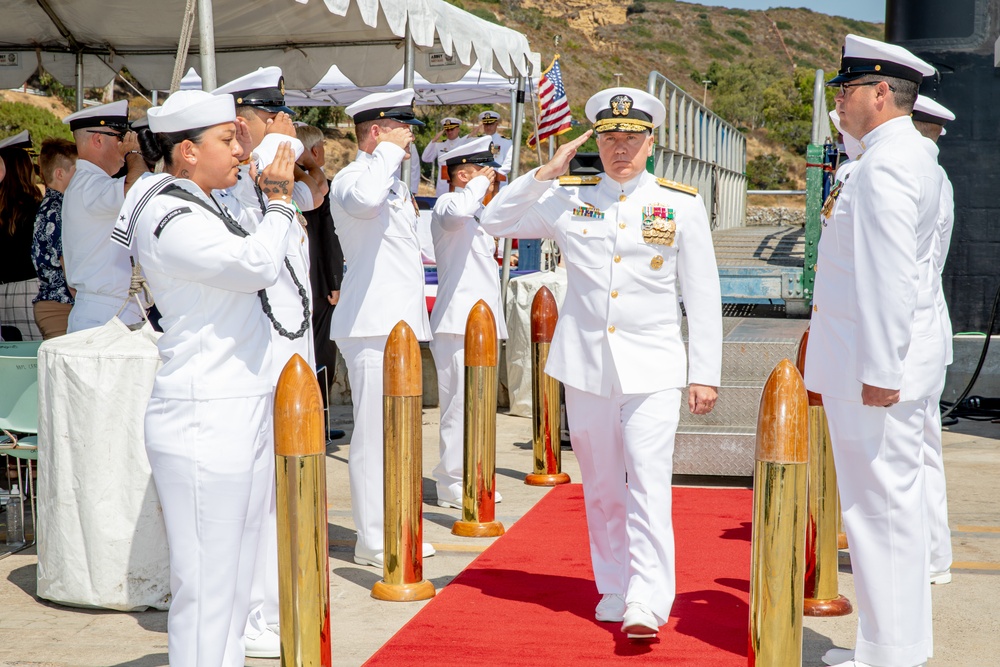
left=796, top=330, right=852, bottom=616
left=452, top=301, right=506, bottom=538
left=748, top=359, right=809, bottom=667
left=525, top=286, right=570, bottom=486
left=372, top=321, right=435, bottom=602
left=274, top=354, right=332, bottom=666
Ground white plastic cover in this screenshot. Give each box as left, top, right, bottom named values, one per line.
left=36, top=319, right=170, bottom=611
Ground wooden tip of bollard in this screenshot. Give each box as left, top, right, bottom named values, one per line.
left=755, top=358, right=809, bottom=464
left=384, top=320, right=422, bottom=398
left=795, top=327, right=824, bottom=407
left=530, top=286, right=558, bottom=343
left=464, top=300, right=498, bottom=367
left=274, top=353, right=326, bottom=457
left=804, top=594, right=853, bottom=617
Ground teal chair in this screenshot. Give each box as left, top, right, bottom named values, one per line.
left=0, top=341, right=42, bottom=548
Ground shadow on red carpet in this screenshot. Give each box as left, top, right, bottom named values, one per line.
left=364, top=484, right=752, bottom=666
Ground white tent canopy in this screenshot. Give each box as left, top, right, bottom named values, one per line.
left=0, top=0, right=533, bottom=90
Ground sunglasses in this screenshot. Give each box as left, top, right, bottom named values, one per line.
left=88, top=129, right=126, bottom=140
left=837, top=80, right=896, bottom=95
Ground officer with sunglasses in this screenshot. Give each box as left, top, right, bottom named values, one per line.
left=62, top=100, right=150, bottom=333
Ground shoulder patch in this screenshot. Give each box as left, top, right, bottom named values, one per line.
left=656, top=177, right=698, bottom=196
left=154, top=206, right=192, bottom=238
left=558, top=175, right=602, bottom=186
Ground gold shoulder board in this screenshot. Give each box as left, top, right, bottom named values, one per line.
left=558, top=175, right=602, bottom=186
left=656, top=177, right=698, bottom=195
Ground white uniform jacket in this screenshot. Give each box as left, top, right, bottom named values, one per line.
left=62, top=160, right=132, bottom=299
left=329, top=144, right=431, bottom=341
left=480, top=168, right=722, bottom=396
left=121, top=174, right=297, bottom=400
left=485, top=134, right=514, bottom=181
left=805, top=116, right=946, bottom=402
left=923, top=139, right=955, bottom=367
left=421, top=136, right=468, bottom=196
left=429, top=175, right=508, bottom=339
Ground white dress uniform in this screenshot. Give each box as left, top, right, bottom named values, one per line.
left=429, top=138, right=509, bottom=505
left=329, top=90, right=432, bottom=560
left=804, top=36, right=943, bottom=667
left=480, top=90, right=722, bottom=628
left=478, top=111, right=514, bottom=186
left=421, top=119, right=468, bottom=196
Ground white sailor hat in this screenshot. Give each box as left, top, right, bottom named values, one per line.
left=441, top=116, right=462, bottom=129
left=212, top=66, right=294, bottom=115
left=828, top=34, right=936, bottom=86
left=441, top=135, right=501, bottom=169
left=345, top=89, right=424, bottom=126
left=252, top=133, right=304, bottom=170
left=147, top=90, right=236, bottom=134
left=912, top=95, right=955, bottom=125
left=478, top=110, right=501, bottom=124
left=0, top=130, right=32, bottom=152
left=585, top=87, right=665, bottom=134
left=62, top=100, right=130, bottom=132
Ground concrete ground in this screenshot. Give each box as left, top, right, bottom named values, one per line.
left=0, top=408, right=997, bottom=666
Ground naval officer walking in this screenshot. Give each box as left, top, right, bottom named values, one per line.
left=329, top=89, right=435, bottom=567
left=480, top=87, right=722, bottom=640
left=805, top=35, right=944, bottom=667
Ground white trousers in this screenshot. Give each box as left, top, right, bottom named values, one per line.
left=564, top=383, right=681, bottom=627
left=336, top=335, right=390, bottom=554
left=429, top=333, right=465, bottom=503
left=245, top=480, right=279, bottom=637
left=923, top=388, right=952, bottom=574
left=67, top=291, right=143, bottom=333
left=824, top=397, right=932, bottom=667
left=145, top=394, right=273, bottom=667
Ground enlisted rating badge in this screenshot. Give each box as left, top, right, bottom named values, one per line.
left=641, top=204, right=675, bottom=247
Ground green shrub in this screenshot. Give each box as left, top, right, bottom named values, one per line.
left=631, top=24, right=654, bottom=38
left=746, top=154, right=794, bottom=190
left=0, top=102, right=73, bottom=151
left=776, top=20, right=792, bottom=30
left=471, top=7, right=499, bottom=23
left=726, top=29, right=753, bottom=46
left=665, top=16, right=682, bottom=29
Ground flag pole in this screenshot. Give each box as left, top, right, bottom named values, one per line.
left=528, top=73, right=543, bottom=164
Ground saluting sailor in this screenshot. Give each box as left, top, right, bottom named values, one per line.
left=475, top=110, right=513, bottom=186
left=480, top=87, right=722, bottom=640
left=112, top=89, right=299, bottom=667
left=428, top=136, right=509, bottom=509
left=804, top=35, right=944, bottom=667
left=911, top=94, right=957, bottom=588
left=62, top=100, right=150, bottom=332
left=329, top=89, right=436, bottom=567
left=421, top=116, right=468, bottom=196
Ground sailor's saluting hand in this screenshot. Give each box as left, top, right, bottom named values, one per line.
left=258, top=142, right=296, bottom=202
left=535, top=130, right=593, bottom=181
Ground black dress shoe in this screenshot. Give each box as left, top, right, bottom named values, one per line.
left=328, top=429, right=346, bottom=441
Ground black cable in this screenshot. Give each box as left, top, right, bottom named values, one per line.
left=940, top=279, right=1000, bottom=422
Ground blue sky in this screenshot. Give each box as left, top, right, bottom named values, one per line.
left=677, top=1, right=886, bottom=23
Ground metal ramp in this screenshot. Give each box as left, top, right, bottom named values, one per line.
left=713, top=225, right=808, bottom=316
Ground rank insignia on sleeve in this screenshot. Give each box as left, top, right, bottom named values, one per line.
left=641, top=204, right=675, bottom=247
left=572, top=204, right=604, bottom=219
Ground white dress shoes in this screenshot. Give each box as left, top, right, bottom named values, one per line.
left=822, top=648, right=855, bottom=665
left=621, top=602, right=658, bottom=639
left=930, top=569, right=952, bottom=584
left=594, top=593, right=626, bottom=622
left=353, top=542, right=436, bottom=567
left=244, top=626, right=281, bottom=659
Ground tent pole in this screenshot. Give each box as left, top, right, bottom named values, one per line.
left=198, top=0, right=218, bottom=91
left=401, top=22, right=415, bottom=191
left=500, top=73, right=527, bottom=306
left=75, top=52, right=83, bottom=111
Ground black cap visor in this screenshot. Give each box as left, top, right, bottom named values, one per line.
left=828, top=57, right=925, bottom=86
left=445, top=151, right=500, bottom=169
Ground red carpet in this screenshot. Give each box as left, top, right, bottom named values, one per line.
left=364, top=484, right=752, bottom=666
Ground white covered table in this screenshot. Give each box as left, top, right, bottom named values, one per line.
left=36, top=319, right=170, bottom=611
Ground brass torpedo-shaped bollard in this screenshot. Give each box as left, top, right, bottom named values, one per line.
left=796, top=330, right=852, bottom=617
left=452, top=301, right=506, bottom=538
left=525, top=286, right=570, bottom=486
left=273, top=354, right=332, bottom=667
left=372, top=321, right=435, bottom=602
left=748, top=359, right=808, bottom=667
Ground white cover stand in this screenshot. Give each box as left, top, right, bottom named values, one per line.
left=36, top=318, right=170, bottom=611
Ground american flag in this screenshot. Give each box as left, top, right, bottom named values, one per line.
left=528, top=55, right=572, bottom=148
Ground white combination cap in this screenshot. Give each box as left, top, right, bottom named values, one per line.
left=440, top=116, right=462, bottom=129
left=212, top=66, right=293, bottom=114
left=478, top=110, right=501, bottom=123
left=0, top=130, right=32, bottom=151
left=62, top=100, right=129, bottom=132
left=147, top=90, right=236, bottom=134
left=585, top=87, right=665, bottom=133
left=912, top=95, right=955, bottom=125
left=829, top=34, right=936, bottom=85
left=441, top=135, right=501, bottom=168
left=345, top=89, right=424, bottom=126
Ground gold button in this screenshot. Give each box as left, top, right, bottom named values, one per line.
left=608, top=325, right=616, bottom=333
left=813, top=304, right=819, bottom=312
left=614, top=255, right=621, bottom=263
left=619, top=194, right=626, bottom=202
left=619, top=222, right=626, bottom=229
left=583, top=228, right=588, bottom=234
left=611, top=290, right=619, bottom=298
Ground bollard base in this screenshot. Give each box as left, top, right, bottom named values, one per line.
left=452, top=520, right=506, bottom=538
left=804, top=594, right=853, bottom=617
left=837, top=532, right=848, bottom=550
left=371, top=579, right=436, bottom=602
left=525, top=472, right=571, bottom=486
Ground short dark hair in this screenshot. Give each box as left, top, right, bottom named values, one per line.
left=355, top=119, right=399, bottom=142
left=866, top=75, right=918, bottom=112
left=38, top=138, right=77, bottom=185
